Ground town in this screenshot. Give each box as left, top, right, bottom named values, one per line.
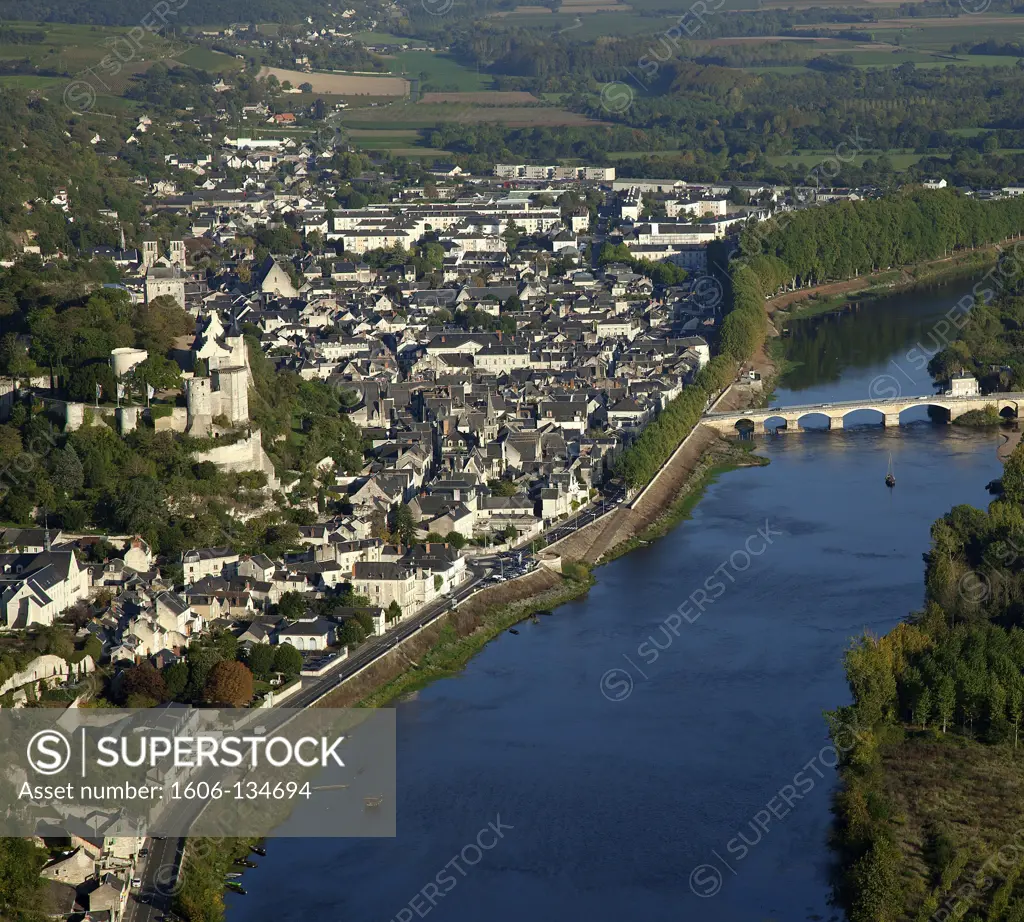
left=3, top=95, right=1024, bottom=922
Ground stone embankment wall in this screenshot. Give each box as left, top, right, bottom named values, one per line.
left=547, top=424, right=724, bottom=565
left=314, top=569, right=562, bottom=707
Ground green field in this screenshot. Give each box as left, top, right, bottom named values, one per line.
left=0, top=20, right=241, bottom=109
left=0, top=74, right=68, bottom=90
left=174, top=46, right=243, bottom=73
left=489, top=8, right=665, bottom=39
left=331, top=126, right=451, bottom=157
left=352, top=31, right=426, bottom=46
left=0, top=21, right=182, bottom=75
left=339, top=100, right=604, bottom=129
left=384, top=50, right=493, bottom=91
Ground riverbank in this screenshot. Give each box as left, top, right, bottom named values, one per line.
left=766, top=244, right=1005, bottom=323
left=829, top=453, right=1024, bottom=922
left=354, top=567, right=595, bottom=707
left=600, top=439, right=768, bottom=565
left=999, top=426, right=1023, bottom=461
left=178, top=373, right=779, bottom=922
left=304, top=567, right=593, bottom=708
left=176, top=837, right=263, bottom=922
left=315, top=433, right=771, bottom=708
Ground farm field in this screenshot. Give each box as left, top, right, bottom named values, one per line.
left=485, top=7, right=663, bottom=38
left=335, top=129, right=451, bottom=157
left=174, top=46, right=243, bottom=73
left=557, top=0, right=632, bottom=11
left=419, top=91, right=540, bottom=104
left=351, top=31, right=426, bottom=46
left=0, top=21, right=188, bottom=77
left=340, top=101, right=608, bottom=128
left=384, top=50, right=493, bottom=92
left=257, top=66, right=409, bottom=96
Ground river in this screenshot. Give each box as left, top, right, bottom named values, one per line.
left=227, top=273, right=1004, bottom=922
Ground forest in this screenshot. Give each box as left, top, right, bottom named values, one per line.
left=829, top=251, right=1024, bottom=920
left=736, top=191, right=1024, bottom=289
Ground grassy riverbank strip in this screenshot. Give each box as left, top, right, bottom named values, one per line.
left=358, top=568, right=595, bottom=707
left=601, top=441, right=769, bottom=566
left=175, top=837, right=262, bottom=922
left=772, top=247, right=1000, bottom=324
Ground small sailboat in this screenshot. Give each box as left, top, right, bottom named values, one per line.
left=885, top=453, right=896, bottom=488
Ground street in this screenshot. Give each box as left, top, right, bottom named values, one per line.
left=125, top=836, right=182, bottom=922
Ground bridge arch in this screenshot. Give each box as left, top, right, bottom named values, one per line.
left=918, top=403, right=953, bottom=425
left=839, top=407, right=885, bottom=428
left=763, top=414, right=789, bottom=432
left=1000, top=402, right=1019, bottom=420
left=795, top=411, right=830, bottom=431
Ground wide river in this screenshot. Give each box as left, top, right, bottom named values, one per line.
left=228, top=274, right=1004, bottom=922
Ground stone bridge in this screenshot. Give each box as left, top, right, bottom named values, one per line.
left=703, top=394, right=1024, bottom=434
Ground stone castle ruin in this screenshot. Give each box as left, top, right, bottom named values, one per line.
left=185, top=311, right=251, bottom=436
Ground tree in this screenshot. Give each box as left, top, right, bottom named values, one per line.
left=393, top=503, right=417, bottom=544
left=370, top=507, right=390, bottom=541
left=273, top=643, right=303, bottom=677
left=163, top=661, right=189, bottom=699
left=1009, top=677, right=1024, bottom=749
left=132, top=296, right=193, bottom=355
left=82, top=634, right=103, bottom=663
left=354, top=610, right=375, bottom=635
left=114, top=477, right=164, bottom=536
left=52, top=444, right=84, bottom=498
left=203, top=660, right=254, bottom=707
left=386, top=600, right=402, bottom=623
left=0, top=332, right=39, bottom=386
left=338, top=619, right=366, bottom=647
left=134, top=354, right=182, bottom=391
left=0, top=838, right=47, bottom=916
left=936, top=675, right=956, bottom=733
left=37, top=626, right=74, bottom=661
left=912, top=685, right=931, bottom=729
left=275, top=591, right=307, bottom=621
left=184, top=644, right=223, bottom=702
left=1002, top=442, right=1024, bottom=504
left=848, top=837, right=902, bottom=922
left=502, top=221, right=522, bottom=251
left=246, top=644, right=276, bottom=681
left=445, top=531, right=467, bottom=549
left=120, top=663, right=167, bottom=706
